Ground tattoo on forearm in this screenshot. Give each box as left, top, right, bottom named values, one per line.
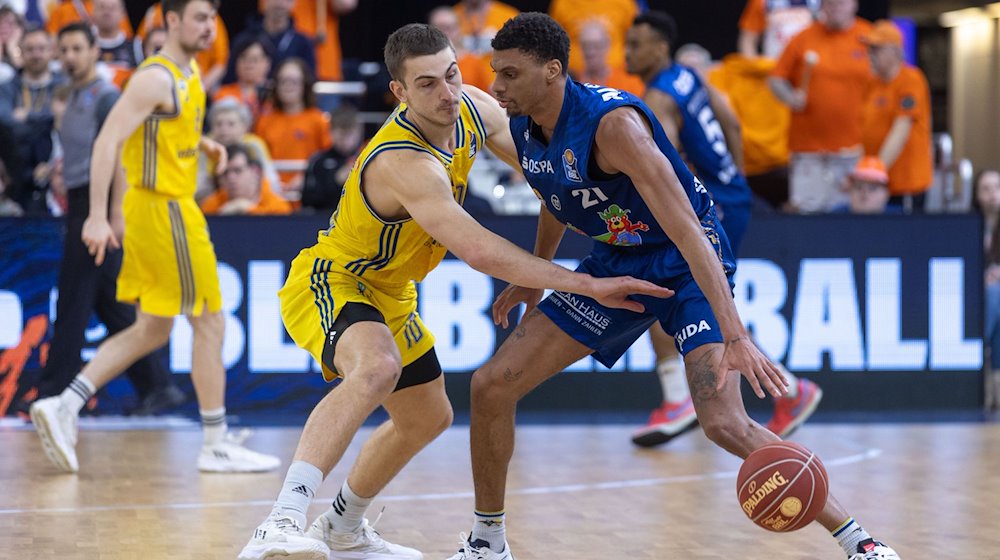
left=688, top=349, right=720, bottom=404
left=503, top=368, right=523, bottom=382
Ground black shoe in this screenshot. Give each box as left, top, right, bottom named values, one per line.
left=130, top=385, right=187, bottom=416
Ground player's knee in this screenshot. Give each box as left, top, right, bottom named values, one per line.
left=470, top=364, right=518, bottom=407
left=403, top=399, right=453, bottom=443
left=701, top=414, right=754, bottom=449
left=347, top=353, right=402, bottom=400
left=134, top=314, right=174, bottom=347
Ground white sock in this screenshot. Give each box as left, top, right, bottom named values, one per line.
left=273, top=460, right=324, bottom=528
left=777, top=363, right=799, bottom=398
left=325, top=480, right=372, bottom=534
left=657, top=355, right=689, bottom=404
left=470, top=510, right=506, bottom=552
left=60, top=376, right=95, bottom=414
left=200, top=407, right=227, bottom=446
left=833, top=517, right=872, bottom=556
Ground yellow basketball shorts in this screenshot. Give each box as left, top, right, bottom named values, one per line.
left=118, top=188, right=222, bottom=317
left=279, top=246, right=436, bottom=382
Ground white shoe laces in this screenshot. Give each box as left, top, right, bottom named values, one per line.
left=453, top=533, right=489, bottom=560
left=271, top=514, right=304, bottom=535
left=225, top=428, right=254, bottom=446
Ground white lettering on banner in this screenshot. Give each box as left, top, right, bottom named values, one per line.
left=418, top=261, right=494, bottom=370
left=249, top=261, right=313, bottom=372
left=0, top=291, right=22, bottom=347
left=170, top=263, right=245, bottom=372
left=788, top=259, right=865, bottom=371
left=930, top=258, right=982, bottom=368
left=733, top=259, right=789, bottom=361
left=867, top=259, right=927, bottom=370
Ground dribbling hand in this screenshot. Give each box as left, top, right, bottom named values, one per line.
left=716, top=336, right=788, bottom=399
left=82, top=216, right=119, bottom=266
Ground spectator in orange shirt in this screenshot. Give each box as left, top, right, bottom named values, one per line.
left=201, top=143, right=292, bottom=216
left=738, top=0, right=819, bottom=59
left=769, top=0, right=873, bottom=213
left=454, top=0, right=519, bottom=58
left=428, top=5, right=493, bottom=94
left=135, top=1, right=229, bottom=91
left=861, top=19, right=932, bottom=213
left=213, top=36, right=272, bottom=122
left=550, top=0, right=640, bottom=77
left=575, top=19, right=645, bottom=96
left=45, top=0, right=131, bottom=39
left=254, top=57, right=332, bottom=196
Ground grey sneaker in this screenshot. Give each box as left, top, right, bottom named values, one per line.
left=308, top=514, right=423, bottom=559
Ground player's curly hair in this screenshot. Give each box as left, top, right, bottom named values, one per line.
left=491, top=13, right=569, bottom=75
left=633, top=11, right=679, bottom=50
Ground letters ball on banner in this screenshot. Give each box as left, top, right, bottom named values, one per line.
left=736, top=441, right=828, bottom=532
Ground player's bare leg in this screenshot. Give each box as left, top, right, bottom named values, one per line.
left=451, top=309, right=592, bottom=559
left=684, top=343, right=899, bottom=559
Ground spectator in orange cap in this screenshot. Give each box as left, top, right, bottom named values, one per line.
left=861, top=19, right=932, bottom=214
left=834, top=156, right=899, bottom=214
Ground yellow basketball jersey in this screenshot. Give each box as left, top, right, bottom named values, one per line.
left=314, top=91, right=488, bottom=287
left=122, top=54, right=205, bottom=198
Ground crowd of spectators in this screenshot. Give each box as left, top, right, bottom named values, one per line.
left=0, top=0, right=959, bottom=220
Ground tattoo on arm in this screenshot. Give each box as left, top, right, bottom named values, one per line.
left=687, top=348, right=721, bottom=404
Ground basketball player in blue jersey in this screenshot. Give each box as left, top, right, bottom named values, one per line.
left=447, top=13, right=900, bottom=560
left=237, top=23, right=672, bottom=560
left=625, top=11, right=823, bottom=448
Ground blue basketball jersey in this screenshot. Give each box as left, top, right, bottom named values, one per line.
left=511, top=80, right=729, bottom=280
left=647, top=64, right=751, bottom=209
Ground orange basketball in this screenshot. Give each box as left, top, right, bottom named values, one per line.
left=736, top=441, right=829, bottom=532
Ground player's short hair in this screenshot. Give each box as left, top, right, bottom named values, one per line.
left=57, top=22, right=96, bottom=46
left=492, top=12, right=569, bottom=75
left=384, top=23, right=452, bottom=82
left=633, top=11, right=679, bottom=50
left=162, top=0, right=219, bottom=19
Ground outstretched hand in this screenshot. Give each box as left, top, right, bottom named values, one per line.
left=715, top=337, right=788, bottom=398
left=588, top=276, right=673, bottom=314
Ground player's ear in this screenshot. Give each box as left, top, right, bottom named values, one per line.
left=388, top=79, right=407, bottom=104
left=545, top=59, right=562, bottom=83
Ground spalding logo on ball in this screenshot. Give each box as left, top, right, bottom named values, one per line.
left=736, top=441, right=829, bottom=532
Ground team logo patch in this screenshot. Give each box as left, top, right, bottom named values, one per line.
left=562, top=148, right=582, bottom=182
left=550, top=194, right=562, bottom=211
left=595, top=204, right=648, bottom=246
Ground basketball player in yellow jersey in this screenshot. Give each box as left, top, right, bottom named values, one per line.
left=238, top=23, right=672, bottom=560
left=30, top=0, right=280, bottom=475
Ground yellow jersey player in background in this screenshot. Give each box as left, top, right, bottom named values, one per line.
left=30, top=0, right=280, bottom=475
left=238, top=23, right=672, bottom=560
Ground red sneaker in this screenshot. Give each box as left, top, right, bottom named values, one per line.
left=631, top=397, right=698, bottom=448
left=766, top=379, right=823, bottom=438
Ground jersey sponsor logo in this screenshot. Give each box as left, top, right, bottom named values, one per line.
left=675, top=319, right=712, bottom=351
left=673, top=68, right=695, bottom=96
left=523, top=128, right=530, bottom=142
left=550, top=194, right=562, bottom=211
left=521, top=155, right=554, bottom=175
left=595, top=204, right=649, bottom=246
left=469, top=132, right=478, bottom=157
left=551, top=290, right=612, bottom=332
left=562, top=148, right=582, bottom=182
left=176, top=147, right=198, bottom=159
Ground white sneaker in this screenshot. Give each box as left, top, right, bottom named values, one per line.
left=307, top=514, right=423, bottom=559
left=237, top=511, right=330, bottom=560
left=849, top=539, right=901, bottom=560
left=30, top=396, right=79, bottom=473
left=197, top=431, right=281, bottom=473
left=446, top=535, right=514, bottom=560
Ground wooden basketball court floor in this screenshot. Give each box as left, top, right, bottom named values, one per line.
left=1, top=420, right=999, bottom=560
